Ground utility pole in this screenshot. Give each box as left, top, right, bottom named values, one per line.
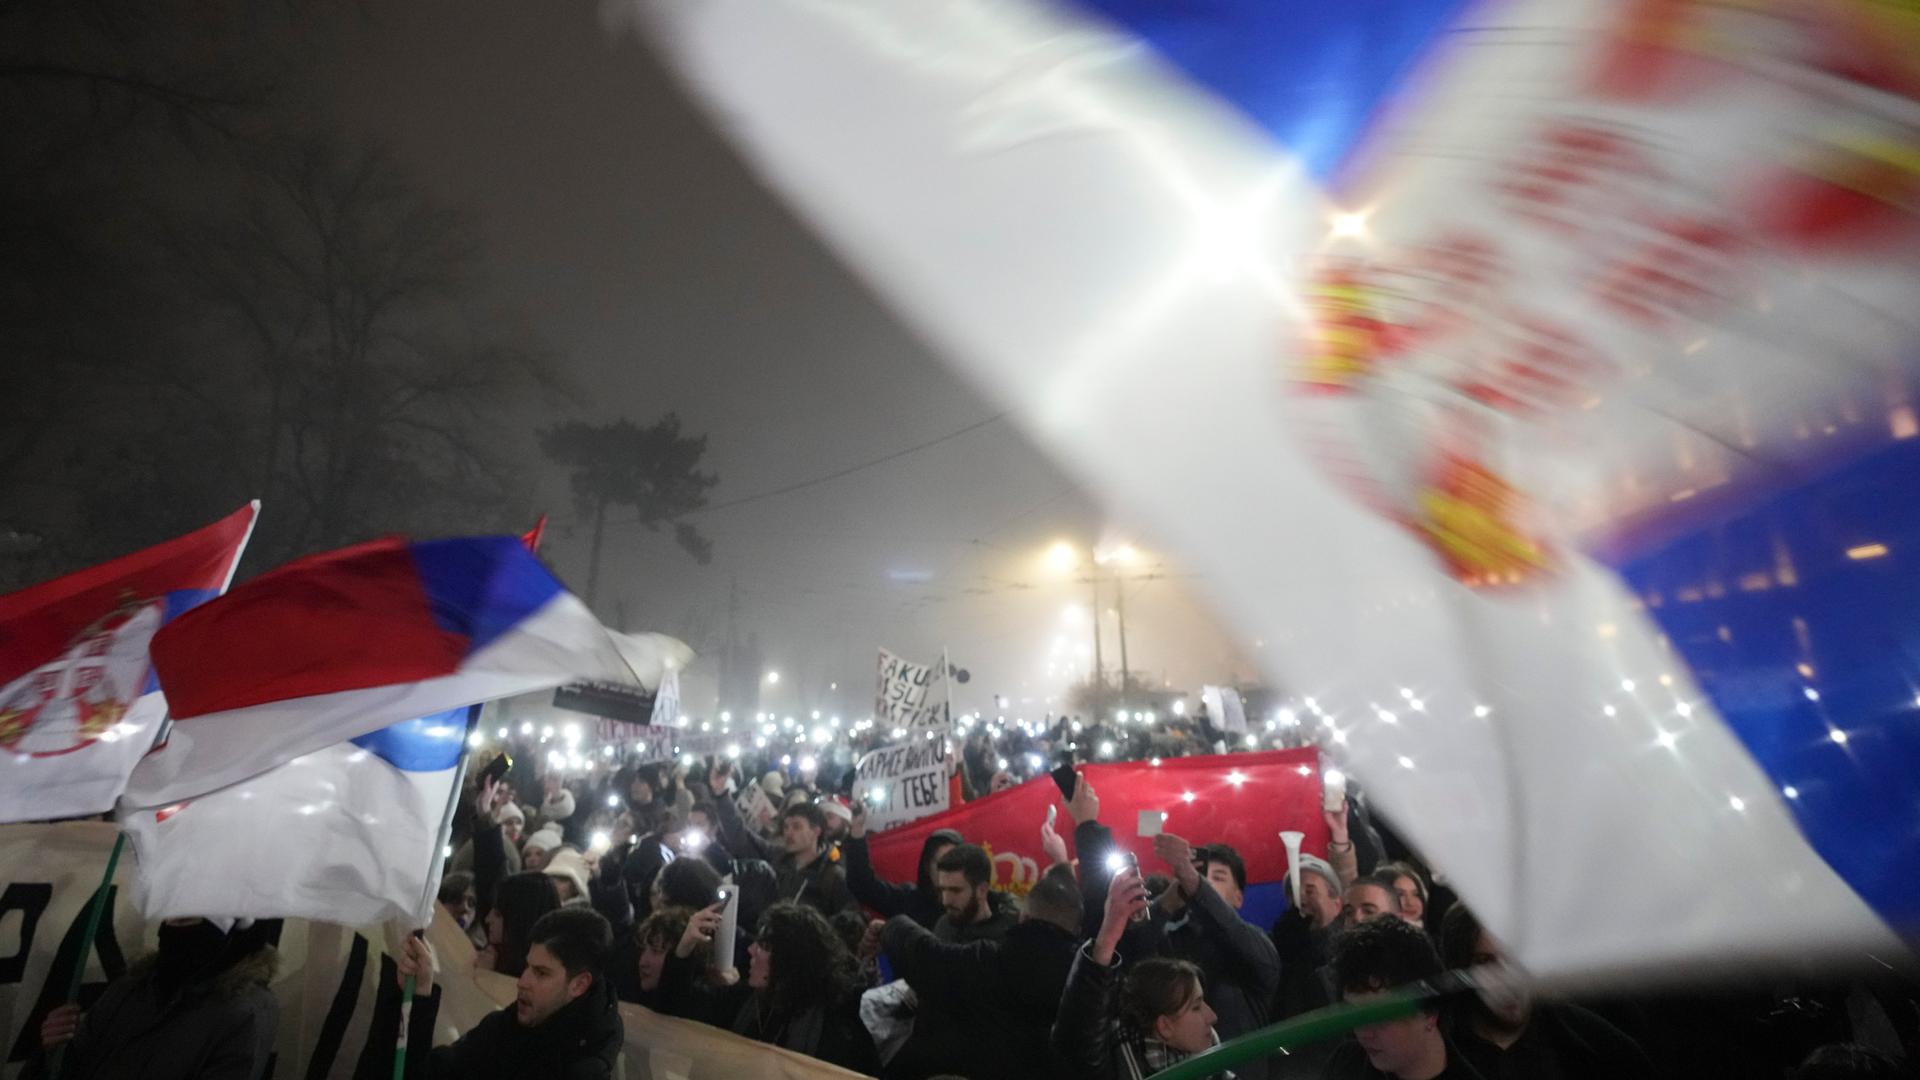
left=1114, top=570, right=1129, bottom=710
left=1088, top=575, right=1104, bottom=693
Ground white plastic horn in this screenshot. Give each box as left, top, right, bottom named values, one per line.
left=1278, top=830, right=1305, bottom=909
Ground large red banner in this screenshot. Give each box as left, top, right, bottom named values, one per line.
left=867, top=749, right=1331, bottom=914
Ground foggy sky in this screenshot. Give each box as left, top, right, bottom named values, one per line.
left=317, top=0, right=1256, bottom=716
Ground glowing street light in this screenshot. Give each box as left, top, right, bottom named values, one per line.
left=765, top=670, right=780, bottom=685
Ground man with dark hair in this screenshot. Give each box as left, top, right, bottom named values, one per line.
left=1325, top=917, right=1484, bottom=1080
left=879, top=863, right=1085, bottom=1079
left=366, top=907, right=624, bottom=1079
left=1344, top=871, right=1405, bottom=926
left=842, top=801, right=963, bottom=929
left=1439, top=905, right=1653, bottom=1079
left=932, top=843, right=1017, bottom=942
left=709, top=765, right=856, bottom=916
left=1146, top=833, right=1281, bottom=1080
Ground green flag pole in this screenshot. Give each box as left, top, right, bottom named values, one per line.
left=48, top=830, right=126, bottom=1080
left=1145, top=968, right=1491, bottom=1080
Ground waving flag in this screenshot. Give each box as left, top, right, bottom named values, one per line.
left=0, top=504, right=257, bottom=822
left=642, top=0, right=1920, bottom=977
left=124, top=534, right=649, bottom=806
left=122, top=708, right=469, bottom=925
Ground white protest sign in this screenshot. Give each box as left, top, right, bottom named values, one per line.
left=875, top=647, right=944, bottom=730
left=856, top=727, right=951, bottom=831
left=650, top=668, right=683, bottom=729
left=1201, top=684, right=1249, bottom=734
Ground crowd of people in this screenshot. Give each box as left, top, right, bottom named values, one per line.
left=27, top=705, right=1919, bottom=1079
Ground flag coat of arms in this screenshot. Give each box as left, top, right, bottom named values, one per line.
left=0, top=504, right=257, bottom=822
left=640, top=0, right=1920, bottom=976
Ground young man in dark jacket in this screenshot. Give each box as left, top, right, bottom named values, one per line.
left=365, top=906, right=624, bottom=1080
left=1323, top=916, right=1487, bottom=1080
left=879, top=863, right=1085, bottom=1079
left=30, top=918, right=279, bottom=1080
left=710, top=766, right=856, bottom=916
left=841, top=802, right=961, bottom=929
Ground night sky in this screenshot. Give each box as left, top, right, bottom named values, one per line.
left=313, top=0, right=1254, bottom=715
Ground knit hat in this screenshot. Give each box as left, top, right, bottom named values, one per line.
left=523, top=827, right=563, bottom=856
left=542, top=788, right=577, bottom=822
left=494, top=802, right=526, bottom=827
left=542, top=847, right=591, bottom=901
left=1295, top=853, right=1342, bottom=899
left=820, top=796, right=853, bottom=824
left=760, top=771, right=785, bottom=798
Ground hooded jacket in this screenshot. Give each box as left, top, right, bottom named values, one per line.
left=27, top=943, right=278, bottom=1080
left=841, top=829, right=963, bottom=929
left=362, top=963, right=624, bottom=1080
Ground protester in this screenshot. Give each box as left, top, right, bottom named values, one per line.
left=480, top=872, right=562, bottom=977
left=622, top=906, right=692, bottom=1009
left=665, top=900, right=880, bottom=1072
left=842, top=802, right=962, bottom=929
left=438, top=871, right=476, bottom=930
left=1323, top=916, right=1485, bottom=1080
left=881, top=863, right=1085, bottom=1080
left=709, top=764, right=856, bottom=916
left=522, top=827, right=564, bottom=873
left=1381, top=861, right=1430, bottom=929
left=929, top=843, right=1019, bottom=942
left=544, top=847, right=593, bottom=905
left=1272, top=851, right=1346, bottom=1024
left=1439, top=905, right=1654, bottom=1079
left=821, top=795, right=854, bottom=844
left=1053, top=866, right=1223, bottom=1079
left=365, top=907, right=623, bottom=1079
left=30, top=918, right=279, bottom=1080
left=1146, top=833, right=1281, bottom=1080
left=1343, top=871, right=1404, bottom=926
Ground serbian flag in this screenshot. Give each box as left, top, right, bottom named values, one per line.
left=870, top=750, right=1327, bottom=931
left=122, top=534, right=653, bottom=806
left=642, top=0, right=1920, bottom=978
left=0, top=504, right=257, bottom=822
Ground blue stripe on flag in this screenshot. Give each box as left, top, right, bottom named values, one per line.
left=350, top=708, right=468, bottom=772
left=141, top=587, right=220, bottom=696
left=408, top=536, right=563, bottom=655
left=1611, top=439, right=1920, bottom=928
left=1072, top=0, right=1472, bottom=180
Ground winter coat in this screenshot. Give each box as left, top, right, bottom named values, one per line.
left=1148, top=878, right=1280, bottom=1080
left=841, top=829, right=963, bottom=929
left=26, top=946, right=278, bottom=1080
left=882, top=915, right=1080, bottom=1080
left=361, top=965, right=623, bottom=1080
left=712, top=795, right=855, bottom=916
left=1051, top=942, right=1220, bottom=1080
left=658, top=949, right=878, bottom=1072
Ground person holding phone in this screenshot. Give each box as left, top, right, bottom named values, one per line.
left=840, top=800, right=966, bottom=930
left=1051, top=866, right=1225, bottom=1080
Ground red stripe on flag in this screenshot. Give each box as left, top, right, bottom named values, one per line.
left=869, top=749, right=1328, bottom=893
left=150, top=537, right=466, bottom=718
left=0, top=504, right=257, bottom=686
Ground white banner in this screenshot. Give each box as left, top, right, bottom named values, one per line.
left=855, top=729, right=951, bottom=832
left=874, top=648, right=943, bottom=731
left=1201, top=685, right=1249, bottom=735
left=650, top=668, right=683, bottom=729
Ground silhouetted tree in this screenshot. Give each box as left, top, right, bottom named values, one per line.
left=539, top=416, right=718, bottom=604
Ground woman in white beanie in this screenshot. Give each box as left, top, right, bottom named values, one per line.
left=541, top=847, right=592, bottom=906
left=521, top=826, right=564, bottom=872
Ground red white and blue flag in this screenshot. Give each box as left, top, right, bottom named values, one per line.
left=123, top=534, right=656, bottom=807
left=0, top=504, right=257, bottom=822
left=641, top=0, right=1920, bottom=976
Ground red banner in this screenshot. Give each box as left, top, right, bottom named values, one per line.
left=868, top=749, right=1331, bottom=902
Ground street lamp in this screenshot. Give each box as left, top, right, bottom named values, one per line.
left=764, top=670, right=780, bottom=685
